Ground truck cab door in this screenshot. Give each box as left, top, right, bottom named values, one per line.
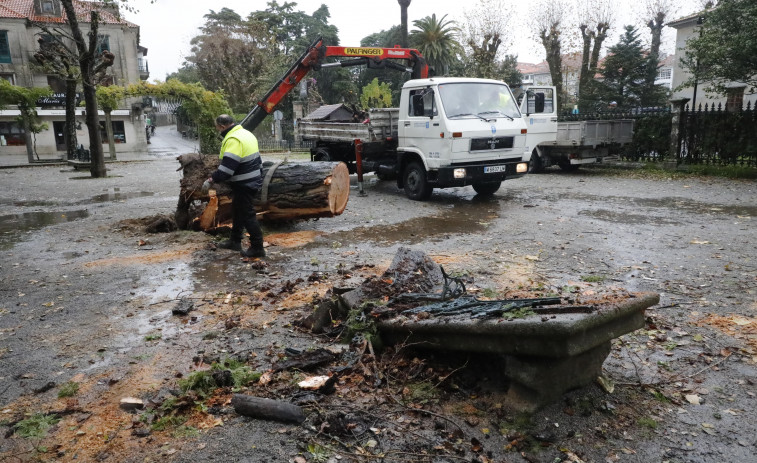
left=399, top=88, right=445, bottom=165
left=521, top=87, right=558, bottom=150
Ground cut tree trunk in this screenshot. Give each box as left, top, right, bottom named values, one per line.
left=175, top=153, right=350, bottom=230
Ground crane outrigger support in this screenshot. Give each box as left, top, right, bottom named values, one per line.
left=240, top=36, right=429, bottom=132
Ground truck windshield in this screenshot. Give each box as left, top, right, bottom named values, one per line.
left=438, top=83, right=521, bottom=120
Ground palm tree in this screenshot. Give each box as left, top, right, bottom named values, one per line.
left=398, top=0, right=411, bottom=47
left=410, top=14, right=462, bottom=76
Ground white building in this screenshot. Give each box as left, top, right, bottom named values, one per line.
left=668, top=11, right=756, bottom=110
left=0, top=0, right=149, bottom=159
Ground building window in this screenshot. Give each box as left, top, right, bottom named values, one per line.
left=0, top=31, right=10, bottom=64
left=97, top=35, right=110, bottom=54
left=0, top=121, right=26, bottom=146
left=1, top=73, right=14, bottom=84
left=41, top=0, right=56, bottom=14
left=656, top=68, right=672, bottom=80
left=99, top=121, right=126, bottom=144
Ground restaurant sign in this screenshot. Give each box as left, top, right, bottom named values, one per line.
left=37, top=93, right=82, bottom=106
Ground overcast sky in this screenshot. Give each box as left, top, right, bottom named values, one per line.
left=123, top=0, right=700, bottom=81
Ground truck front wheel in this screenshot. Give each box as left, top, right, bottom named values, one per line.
left=471, top=181, right=501, bottom=195
left=313, top=148, right=331, bottom=162
left=403, top=162, right=433, bottom=200
left=529, top=150, right=544, bottom=173
left=558, top=161, right=579, bottom=172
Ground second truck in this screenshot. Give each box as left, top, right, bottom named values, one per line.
left=242, top=38, right=530, bottom=200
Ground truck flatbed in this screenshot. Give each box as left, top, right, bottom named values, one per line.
left=298, top=108, right=399, bottom=143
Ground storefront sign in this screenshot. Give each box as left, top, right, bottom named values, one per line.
left=36, top=93, right=82, bottom=106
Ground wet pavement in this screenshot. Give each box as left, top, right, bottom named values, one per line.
left=0, top=124, right=199, bottom=167
left=0, top=155, right=755, bottom=462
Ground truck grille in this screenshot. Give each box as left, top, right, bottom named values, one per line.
left=470, top=136, right=514, bottom=151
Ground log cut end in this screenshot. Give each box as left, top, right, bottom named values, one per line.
left=328, top=161, right=350, bottom=217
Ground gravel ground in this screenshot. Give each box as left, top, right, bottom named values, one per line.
left=0, top=151, right=755, bottom=463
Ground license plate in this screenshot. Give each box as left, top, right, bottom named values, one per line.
left=484, top=165, right=507, bottom=174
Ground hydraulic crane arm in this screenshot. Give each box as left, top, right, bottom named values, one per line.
left=240, top=37, right=429, bottom=132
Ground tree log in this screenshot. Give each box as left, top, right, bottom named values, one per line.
left=231, top=394, right=305, bottom=424
left=175, top=153, right=350, bottom=230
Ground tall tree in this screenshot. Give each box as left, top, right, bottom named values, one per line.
left=640, top=0, right=676, bottom=105
left=409, top=14, right=462, bottom=76
left=532, top=0, right=566, bottom=111
left=187, top=11, right=272, bottom=113
left=577, top=1, right=613, bottom=111
left=33, top=32, right=82, bottom=159
left=599, top=26, right=648, bottom=108
left=680, top=0, right=757, bottom=95
left=60, top=0, right=115, bottom=178
left=460, top=0, right=513, bottom=80
left=398, top=0, right=412, bottom=48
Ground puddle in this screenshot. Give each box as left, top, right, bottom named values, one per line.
left=132, top=260, right=235, bottom=302
left=0, top=209, right=89, bottom=250
left=548, top=193, right=757, bottom=218
left=133, top=262, right=195, bottom=303
left=327, top=202, right=501, bottom=245
left=0, top=198, right=59, bottom=207
left=578, top=209, right=680, bottom=225
left=81, top=188, right=154, bottom=204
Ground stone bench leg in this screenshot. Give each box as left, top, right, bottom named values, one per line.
left=504, top=341, right=611, bottom=412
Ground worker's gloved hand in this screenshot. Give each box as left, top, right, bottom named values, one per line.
left=201, top=179, right=212, bottom=195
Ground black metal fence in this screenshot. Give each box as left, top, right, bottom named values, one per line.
left=677, top=102, right=757, bottom=167
left=559, top=102, right=757, bottom=167
left=258, top=139, right=314, bottom=153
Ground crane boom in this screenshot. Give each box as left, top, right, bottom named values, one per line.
left=240, top=37, right=429, bottom=132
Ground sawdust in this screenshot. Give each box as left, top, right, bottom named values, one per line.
left=264, top=230, right=326, bottom=247
left=83, top=247, right=201, bottom=267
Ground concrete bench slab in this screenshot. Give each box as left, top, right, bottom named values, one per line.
left=377, top=292, right=659, bottom=411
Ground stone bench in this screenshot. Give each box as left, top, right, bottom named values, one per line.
left=377, top=292, right=659, bottom=412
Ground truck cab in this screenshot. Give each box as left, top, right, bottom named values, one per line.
left=518, top=86, right=559, bottom=153
left=517, top=85, right=634, bottom=172
left=396, top=77, right=529, bottom=199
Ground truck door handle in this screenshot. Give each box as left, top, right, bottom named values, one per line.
left=550, top=118, right=557, bottom=122
left=404, top=122, right=410, bottom=126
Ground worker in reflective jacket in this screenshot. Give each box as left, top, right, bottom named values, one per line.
left=202, top=114, right=265, bottom=258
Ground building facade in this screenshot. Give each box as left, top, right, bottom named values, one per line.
left=668, top=12, right=756, bottom=110
left=0, top=0, right=149, bottom=159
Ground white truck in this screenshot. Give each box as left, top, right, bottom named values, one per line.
left=300, top=77, right=530, bottom=200
left=518, top=86, right=634, bottom=172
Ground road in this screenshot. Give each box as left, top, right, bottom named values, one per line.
left=0, top=154, right=754, bottom=462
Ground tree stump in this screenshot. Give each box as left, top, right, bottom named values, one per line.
left=175, top=153, right=350, bottom=231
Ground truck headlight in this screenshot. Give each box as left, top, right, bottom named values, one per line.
left=516, top=163, right=528, bottom=173
left=453, top=168, right=466, bottom=179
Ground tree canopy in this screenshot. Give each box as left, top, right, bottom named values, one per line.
left=598, top=26, right=648, bottom=108
left=680, top=0, right=757, bottom=95
left=409, top=14, right=462, bottom=76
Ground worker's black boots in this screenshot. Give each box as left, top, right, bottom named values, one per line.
left=218, top=239, right=265, bottom=258
left=241, top=246, right=266, bottom=258
left=217, top=239, right=242, bottom=252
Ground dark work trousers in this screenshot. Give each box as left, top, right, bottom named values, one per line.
left=229, top=183, right=264, bottom=249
